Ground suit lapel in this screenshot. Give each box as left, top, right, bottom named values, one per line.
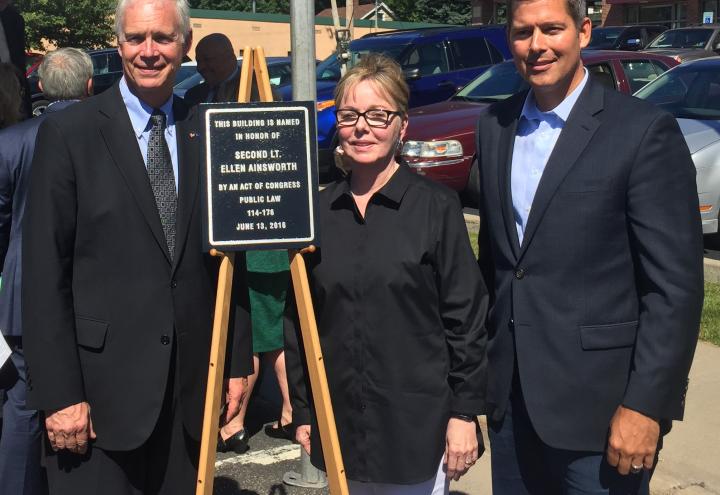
left=97, top=85, right=172, bottom=264
left=517, top=80, right=604, bottom=261
left=495, top=93, right=525, bottom=260
left=172, top=99, right=199, bottom=272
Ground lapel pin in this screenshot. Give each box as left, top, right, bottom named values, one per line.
left=189, top=132, right=198, bottom=139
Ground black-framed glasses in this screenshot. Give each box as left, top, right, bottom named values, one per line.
left=335, top=108, right=403, bottom=128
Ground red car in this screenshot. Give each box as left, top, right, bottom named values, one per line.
left=25, top=52, right=43, bottom=77
left=401, top=50, right=679, bottom=204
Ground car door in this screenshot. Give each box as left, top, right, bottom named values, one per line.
left=616, top=58, right=668, bottom=93
left=400, top=40, right=453, bottom=107
left=445, top=35, right=497, bottom=92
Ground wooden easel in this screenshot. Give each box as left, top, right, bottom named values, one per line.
left=196, top=47, right=349, bottom=495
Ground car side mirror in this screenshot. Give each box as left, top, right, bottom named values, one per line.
left=623, top=38, right=642, bottom=50
left=403, top=68, right=421, bottom=81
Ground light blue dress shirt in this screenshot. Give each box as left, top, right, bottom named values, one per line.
left=119, top=77, right=179, bottom=191
left=511, top=69, right=589, bottom=244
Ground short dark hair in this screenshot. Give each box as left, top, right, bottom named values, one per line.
left=506, top=0, right=586, bottom=28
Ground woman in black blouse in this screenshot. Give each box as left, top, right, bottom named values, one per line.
left=284, top=54, right=489, bottom=494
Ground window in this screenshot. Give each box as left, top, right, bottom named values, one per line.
left=620, top=60, right=663, bottom=93
left=449, top=38, right=493, bottom=70
left=587, top=63, right=616, bottom=90
left=400, top=42, right=449, bottom=77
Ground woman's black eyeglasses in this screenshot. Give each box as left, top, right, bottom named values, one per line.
left=335, top=109, right=403, bottom=128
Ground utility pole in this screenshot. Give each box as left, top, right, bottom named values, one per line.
left=290, top=0, right=317, bottom=102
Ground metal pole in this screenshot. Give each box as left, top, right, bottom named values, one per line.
left=290, top=0, right=317, bottom=102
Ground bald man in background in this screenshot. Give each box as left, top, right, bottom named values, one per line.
left=183, top=33, right=240, bottom=106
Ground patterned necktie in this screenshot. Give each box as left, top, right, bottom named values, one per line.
left=147, top=110, right=177, bottom=259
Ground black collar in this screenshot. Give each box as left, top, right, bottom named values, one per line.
left=329, top=162, right=414, bottom=208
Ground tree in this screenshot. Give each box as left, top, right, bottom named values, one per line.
left=189, top=0, right=290, bottom=14
left=386, top=0, right=471, bottom=24
left=17, top=0, right=115, bottom=50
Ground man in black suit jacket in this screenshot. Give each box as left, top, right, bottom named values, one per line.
left=183, top=33, right=240, bottom=107
left=476, top=0, right=704, bottom=492
left=22, top=1, right=252, bottom=493
left=0, top=46, right=93, bottom=495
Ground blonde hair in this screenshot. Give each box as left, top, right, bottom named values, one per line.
left=334, top=53, right=409, bottom=115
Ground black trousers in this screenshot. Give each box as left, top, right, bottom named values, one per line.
left=43, top=346, right=200, bottom=495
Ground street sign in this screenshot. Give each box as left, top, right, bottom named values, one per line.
left=703, top=11, right=714, bottom=23
left=202, top=101, right=319, bottom=251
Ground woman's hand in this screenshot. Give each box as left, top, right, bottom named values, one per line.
left=296, top=424, right=311, bottom=455
left=444, top=417, right=479, bottom=481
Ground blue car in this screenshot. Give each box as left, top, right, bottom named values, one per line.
left=277, top=25, right=511, bottom=178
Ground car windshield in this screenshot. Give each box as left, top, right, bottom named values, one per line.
left=647, top=29, right=713, bottom=49
left=454, top=62, right=528, bottom=102
left=175, top=71, right=203, bottom=90
left=635, top=63, right=720, bottom=120
left=315, top=43, right=410, bottom=82
left=587, top=27, right=625, bottom=49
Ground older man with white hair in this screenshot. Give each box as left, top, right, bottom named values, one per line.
left=21, top=1, right=253, bottom=493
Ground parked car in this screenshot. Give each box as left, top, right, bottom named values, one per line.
left=173, top=57, right=293, bottom=98
left=25, top=51, right=43, bottom=77
left=400, top=50, right=679, bottom=204
left=643, top=24, right=720, bottom=62
left=277, top=25, right=512, bottom=179
left=587, top=25, right=667, bottom=51
left=634, top=57, right=720, bottom=235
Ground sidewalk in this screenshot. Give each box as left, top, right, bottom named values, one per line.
left=449, top=341, right=720, bottom=495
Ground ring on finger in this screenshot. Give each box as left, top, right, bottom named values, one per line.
left=630, top=464, right=643, bottom=474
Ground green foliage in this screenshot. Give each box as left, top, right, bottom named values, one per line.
left=189, top=0, right=290, bottom=14
left=701, top=282, right=720, bottom=346
left=16, top=0, right=115, bottom=50
left=385, top=0, right=470, bottom=24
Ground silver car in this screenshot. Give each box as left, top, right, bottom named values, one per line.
left=635, top=57, right=720, bottom=234
left=643, top=25, right=720, bottom=63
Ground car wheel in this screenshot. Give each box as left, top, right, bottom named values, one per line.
left=32, top=99, right=49, bottom=117
left=461, top=159, right=480, bottom=208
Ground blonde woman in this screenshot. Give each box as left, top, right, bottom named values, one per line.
left=285, top=54, right=489, bottom=495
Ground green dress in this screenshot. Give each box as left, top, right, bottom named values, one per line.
left=246, top=250, right=290, bottom=353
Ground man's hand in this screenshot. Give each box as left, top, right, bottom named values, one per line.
left=45, top=401, right=96, bottom=454
left=224, top=377, right=248, bottom=424
left=296, top=424, right=311, bottom=455
left=445, top=417, right=479, bottom=481
left=606, top=406, right=660, bottom=475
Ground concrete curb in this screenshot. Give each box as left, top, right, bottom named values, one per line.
left=704, top=257, right=720, bottom=284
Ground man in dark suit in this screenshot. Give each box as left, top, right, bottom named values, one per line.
left=0, top=46, right=93, bottom=495
left=0, top=0, right=31, bottom=117
left=476, top=0, right=704, bottom=492
left=22, top=1, right=252, bottom=493
left=183, top=33, right=240, bottom=107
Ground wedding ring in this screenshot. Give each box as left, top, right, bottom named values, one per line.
left=630, top=464, right=643, bottom=474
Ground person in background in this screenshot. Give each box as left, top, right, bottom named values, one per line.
left=217, top=251, right=293, bottom=453
left=0, top=0, right=31, bottom=117
left=475, top=0, right=704, bottom=492
left=0, top=62, right=22, bottom=128
left=183, top=33, right=239, bottom=106
left=0, top=47, right=94, bottom=495
left=285, top=54, right=488, bottom=495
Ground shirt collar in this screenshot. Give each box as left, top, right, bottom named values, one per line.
left=119, top=76, right=175, bottom=138
left=520, top=67, right=589, bottom=124
left=329, top=162, right=413, bottom=207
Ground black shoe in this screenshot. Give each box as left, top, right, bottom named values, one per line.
left=217, top=428, right=248, bottom=454
left=264, top=422, right=294, bottom=441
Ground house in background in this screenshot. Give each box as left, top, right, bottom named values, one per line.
left=317, top=0, right=396, bottom=23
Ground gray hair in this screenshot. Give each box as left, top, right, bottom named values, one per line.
left=38, top=48, right=93, bottom=101
left=114, top=0, right=191, bottom=43
left=507, top=0, right=586, bottom=28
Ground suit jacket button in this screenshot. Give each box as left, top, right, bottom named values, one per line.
left=161, top=335, right=170, bottom=345
left=515, top=268, right=525, bottom=280
left=171, top=280, right=178, bottom=289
